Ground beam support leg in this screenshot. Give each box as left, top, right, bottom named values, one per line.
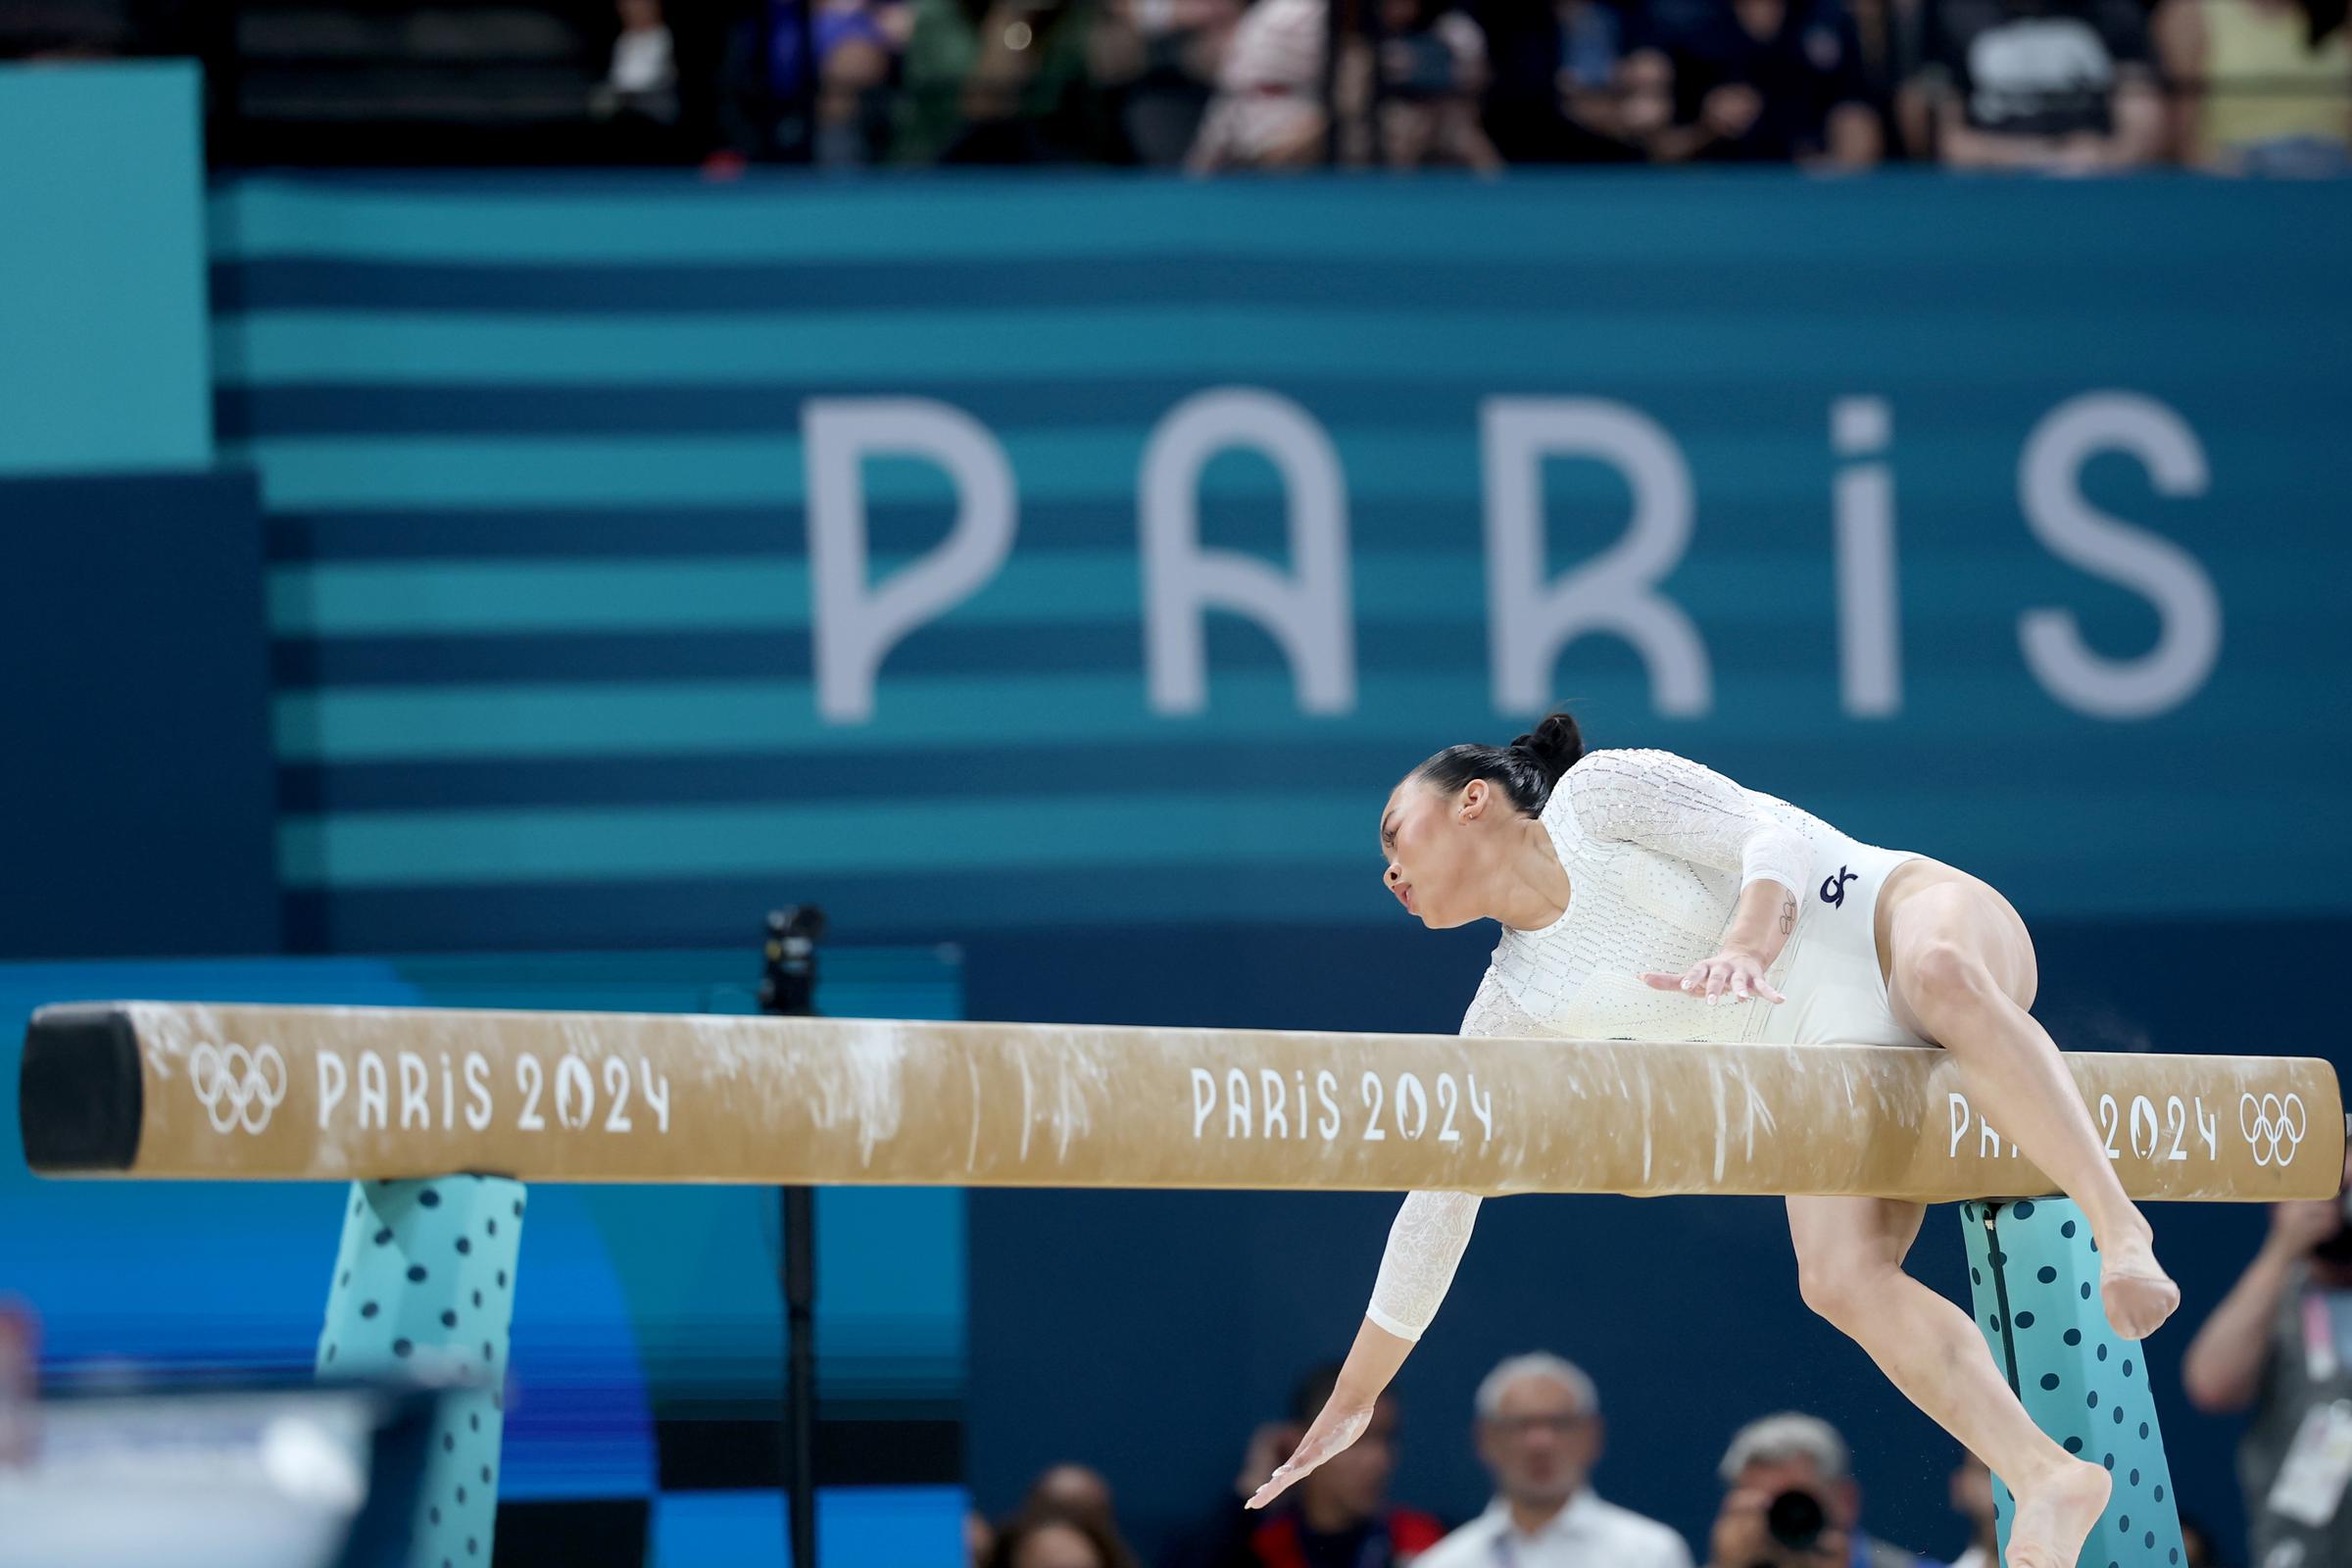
left=1962, top=1199, right=2183, bottom=1567
left=318, top=1176, right=527, bottom=1568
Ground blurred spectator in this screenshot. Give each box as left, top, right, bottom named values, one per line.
left=1705, top=1412, right=1933, bottom=1568
left=2181, top=1144, right=2352, bottom=1568
left=593, top=0, right=681, bottom=125
left=1621, top=0, right=1884, bottom=164
left=991, top=1502, right=1145, bottom=1568
left=716, top=1, right=914, bottom=164
left=2180, top=1514, right=2228, bottom=1568
left=1164, top=1359, right=1444, bottom=1568
left=1943, top=1453, right=1995, bottom=1568
left=1187, top=0, right=1333, bottom=170
left=2153, top=0, right=2350, bottom=173
left=1413, top=1351, right=1690, bottom=1568
left=1092, top=0, right=1245, bottom=165
left=1449, top=0, right=1639, bottom=161
left=1910, top=0, right=2163, bottom=170
left=973, top=1506, right=1001, bottom=1567
left=1549, top=0, right=1645, bottom=155
left=893, top=0, right=1123, bottom=164
left=0, top=1298, right=36, bottom=1469
left=808, top=1, right=916, bottom=163
left=1025, top=1461, right=1138, bottom=1548
left=1366, top=0, right=1505, bottom=170
left=1189, top=0, right=1498, bottom=170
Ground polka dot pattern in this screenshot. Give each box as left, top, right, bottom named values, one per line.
left=316, top=1175, right=528, bottom=1568
left=1960, top=1197, right=2182, bottom=1567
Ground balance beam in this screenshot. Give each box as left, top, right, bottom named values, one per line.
left=18, top=999, right=2340, bottom=1568
left=19, top=1001, right=2341, bottom=1200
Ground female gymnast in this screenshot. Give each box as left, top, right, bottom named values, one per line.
left=1246, top=710, right=2179, bottom=1568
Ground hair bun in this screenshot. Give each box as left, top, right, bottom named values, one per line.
left=1514, top=710, right=1586, bottom=786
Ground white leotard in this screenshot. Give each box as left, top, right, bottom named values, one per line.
left=1364, top=747, right=1928, bottom=1342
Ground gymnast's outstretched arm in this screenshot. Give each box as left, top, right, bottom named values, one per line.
left=1246, top=969, right=1536, bottom=1510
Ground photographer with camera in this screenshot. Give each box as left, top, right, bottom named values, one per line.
left=2182, top=1144, right=2352, bottom=1568
left=1705, top=1414, right=1931, bottom=1568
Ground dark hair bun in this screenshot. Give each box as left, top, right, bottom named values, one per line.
left=1510, top=710, right=1586, bottom=787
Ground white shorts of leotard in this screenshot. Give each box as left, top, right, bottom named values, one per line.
left=1749, top=838, right=1933, bottom=1050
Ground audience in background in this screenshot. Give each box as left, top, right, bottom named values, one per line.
left=1026, top=1462, right=1131, bottom=1540
left=1412, top=1351, right=1690, bottom=1568
left=0, top=1298, right=35, bottom=1469
left=1364, top=0, right=1505, bottom=169
left=809, top=0, right=917, bottom=163
left=1188, top=0, right=1496, bottom=169
left=894, top=0, right=1120, bottom=162
left=26, top=0, right=2352, bottom=172
left=2154, top=0, right=2352, bottom=172
left=991, top=1502, right=1147, bottom=1568
left=1165, top=1359, right=1444, bottom=1568
left=2180, top=1514, right=2227, bottom=1567
left=1547, top=0, right=1645, bottom=155
left=1621, top=0, right=1884, bottom=164
left=2183, top=1143, right=2352, bottom=1568
left=1909, top=0, right=2163, bottom=169
left=1092, top=0, right=1245, bottom=164
left=1942, top=1453, right=1996, bottom=1568
left=1705, top=1412, right=1934, bottom=1568
left=1187, top=0, right=1332, bottom=169
left=593, top=0, right=680, bottom=125
left=710, top=0, right=916, bottom=165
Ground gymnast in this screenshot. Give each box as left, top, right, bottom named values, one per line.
left=1246, top=710, right=2178, bottom=1568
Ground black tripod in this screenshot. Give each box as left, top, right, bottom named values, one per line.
left=760, top=906, right=826, bottom=1568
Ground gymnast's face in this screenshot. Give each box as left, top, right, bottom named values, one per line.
left=1380, top=774, right=1496, bottom=929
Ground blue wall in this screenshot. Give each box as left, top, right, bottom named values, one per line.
left=209, top=173, right=2352, bottom=953
left=0, top=469, right=279, bottom=956
left=0, top=64, right=212, bottom=475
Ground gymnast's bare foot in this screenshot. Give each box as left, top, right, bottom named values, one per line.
left=2004, top=1456, right=2110, bottom=1568
left=2098, top=1225, right=2180, bottom=1341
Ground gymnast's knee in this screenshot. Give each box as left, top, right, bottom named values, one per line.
left=1899, top=939, right=1999, bottom=1026
left=1795, top=1254, right=1895, bottom=1331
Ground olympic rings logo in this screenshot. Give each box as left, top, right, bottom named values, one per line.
left=188, top=1043, right=287, bottom=1135
left=2240, top=1092, right=2307, bottom=1168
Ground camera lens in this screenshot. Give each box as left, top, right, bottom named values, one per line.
left=1767, top=1489, right=1827, bottom=1550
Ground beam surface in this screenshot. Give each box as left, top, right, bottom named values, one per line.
left=19, top=1002, right=2343, bottom=1200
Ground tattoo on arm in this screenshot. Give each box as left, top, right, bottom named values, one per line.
left=1778, top=897, right=1796, bottom=936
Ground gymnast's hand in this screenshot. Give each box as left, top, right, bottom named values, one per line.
left=1642, top=947, right=1786, bottom=1005
left=1245, top=1396, right=1374, bottom=1510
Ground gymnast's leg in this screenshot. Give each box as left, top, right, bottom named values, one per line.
left=1880, top=866, right=2180, bottom=1341
left=1787, top=1195, right=2110, bottom=1568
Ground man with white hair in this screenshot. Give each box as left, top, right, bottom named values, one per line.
left=1414, top=1351, right=1692, bottom=1568
left=1704, top=1413, right=1930, bottom=1568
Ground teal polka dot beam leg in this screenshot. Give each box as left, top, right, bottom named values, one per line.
left=317, top=1176, right=527, bottom=1568
left=1963, top=1199, right=2183, bottom=1568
